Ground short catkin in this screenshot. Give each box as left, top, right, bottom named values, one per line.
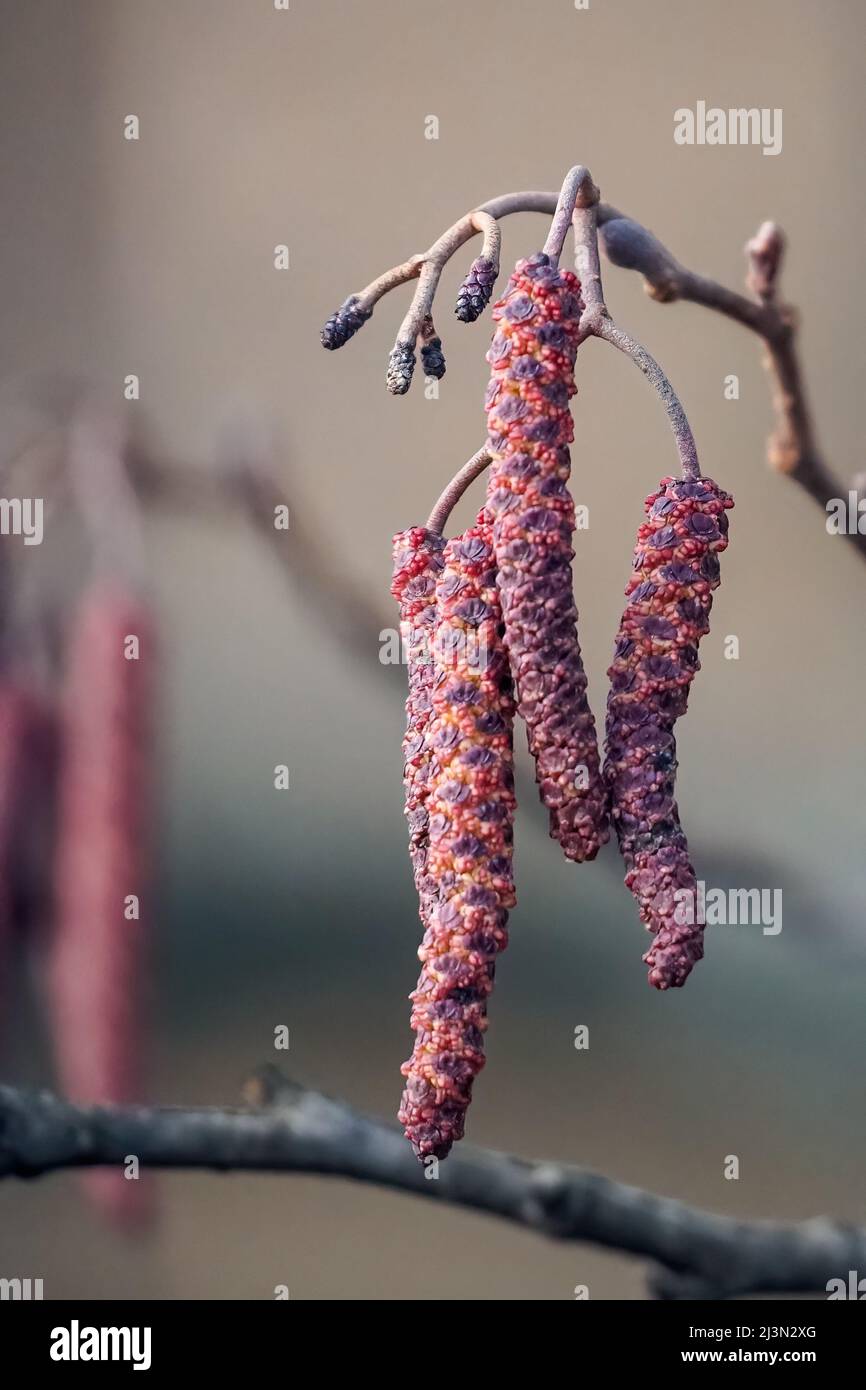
left=605, top=476, right=733, bottom=988
left=398, top=512, right=516, bottom=1160
left=455, top=256, right=498, bottom=323
left=321, top=295, right=372, bottom=350
left=391, top=526, right=446, bottom=922
left=48, top=583, right=154, bottom=1221
left=484, top=252, right=608, bottom=862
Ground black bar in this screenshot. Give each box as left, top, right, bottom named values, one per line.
left=1, top=1297, right=859, bottom=1374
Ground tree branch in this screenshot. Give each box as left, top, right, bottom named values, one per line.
left=1, top=1069, right=861, bottom=1300
left=598, top=210, right=862, bottom=559
left=322, top=183, right=859, bottom=558
left=572, top=191, right=701, bottom=482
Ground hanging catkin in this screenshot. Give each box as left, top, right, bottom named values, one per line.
left=605, top=476, right=733, bottom=988
left=48, top=583, right=153, bottom=1221
left=484, top=252, right=608, bottom=863
left=455, top=256, right=498, bottom=323
left=391, top=527, right=446, bottom=921
left=398, top=512, right=516, bottom=1160
left=0, top=687, right=50, bottom=1037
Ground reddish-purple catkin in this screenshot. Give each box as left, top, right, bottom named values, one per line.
left=398, top=512, right=516, bottom=1160
left=48, top=583, right=154, bottom=1223
left=391, top=527, right=446, bottom=921
left=484, top=253, right=608, bottom=863
left=0, top=687, right=51, bottom=1033
left=605, top=476, right=733, bottom=988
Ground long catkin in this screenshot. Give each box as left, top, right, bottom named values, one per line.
left=485, top=252, right=608, bottom=863
left=48, top=583, right=153, bottom=1221
left=0, top=687, right=51, bottom=1035
left=604, top=475, right=733, bottom=988
left=398, top=512, right=516, bottom=1160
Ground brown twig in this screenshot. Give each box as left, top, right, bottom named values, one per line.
left=324, top=183, right=857, bottom=556
left=597, top=210, right=861, bottom=558
left=426, top=445, right=492, bottom=535
left=572, top=182, right=701, bottom=481
left=593, top=320, right=702, bottom=482
left=0, top=1069, right=861, bottom=1301
left=541, top=165, right=598, bottom=265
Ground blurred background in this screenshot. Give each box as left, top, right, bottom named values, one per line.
left=0, top=0, right=864, bottom=1299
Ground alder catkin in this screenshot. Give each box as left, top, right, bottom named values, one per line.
left=398, top=512, right=516, bottom=1160
left=604, top=476, right=733, bottom=988
left=391, top=526, right=446, bottom=922
left=48, top=583, right=154, bottom=1222
left=421, top=336, right=446, bottom=380
left=485, top=252, right=608, bottom=862
left=0, top=687, right=51, bottom=1032
left=455, top=256, right=498, bottom=323
left=321, top=295, right=372, bottom=350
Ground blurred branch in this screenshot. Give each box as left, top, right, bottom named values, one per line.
left=1, top=1067, right=861, bottom=1300
left=130, top=444, right=387, bottom=668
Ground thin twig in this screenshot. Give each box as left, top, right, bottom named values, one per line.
left=598, top=210, right=862, bottom=558
left=426, top=445, right=492, bottom=535
left=325, top=183, right=857, bottom=555
left=542, top=166, right=598, bottom=265
left=0, top=1070, right=861, bottom=1301
left=593, top=320, right=701, bottom=481
left=571, top=184, right=701, bottom=481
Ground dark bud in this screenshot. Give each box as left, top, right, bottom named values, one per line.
left=320, top=295, right=372, bottom=350
left=387, top=342, right=416, bottom=395
left=421, top=336, right=446, bottom=379
left=455, top=256, right=498, bottom=323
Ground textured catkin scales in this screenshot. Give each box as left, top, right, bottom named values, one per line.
left=321, top=295, right=372, bottom=350
left=398, top=513, right=516, bottom=1160
left=605, top=476, right=733, bottom=988
left=455, top=256, right=498, bottom=323
left=48, top=584, right=154, bottom=1222
left=485, top=252, right=608, bottom=862
left=391, top=527, right=446, bottom=923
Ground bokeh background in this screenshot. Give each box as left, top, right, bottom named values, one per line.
left=0, top=0, right=864, bottom=1299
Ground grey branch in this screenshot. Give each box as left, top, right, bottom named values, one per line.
left=0, top=1069, right=861, bottom=1301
